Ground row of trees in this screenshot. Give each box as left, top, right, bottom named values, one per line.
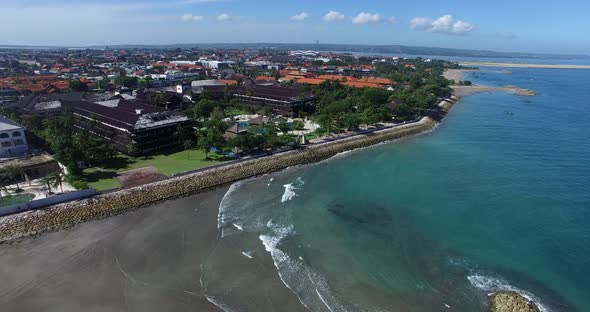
left=304, top=60, right=452, bottom=132
left=181, top=116, right=298, bottom=160
left=0, top=163, right=64, bottom=195
left=311, top=82, right=393, bottom=131
left=22, top=114, right=117, bottom=177
left=0, top=165, right=24, bottom=193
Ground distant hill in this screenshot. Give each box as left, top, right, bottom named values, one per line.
left=1, top=43, right=588, bottom=60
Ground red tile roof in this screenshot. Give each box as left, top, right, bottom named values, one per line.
left=220, top=79, right=238, bottom=86
left=255, top=76, right=276, bottom=81
left=295, top=78, right=326, bottom=85
left=342, top=81, right=383, bottom=89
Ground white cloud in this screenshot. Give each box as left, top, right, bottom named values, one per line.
left=352, top=12, right=381, bottom=25
left=388, top=17, right=398, bottom=24
left=410, top=14, right=474, bottom=35
left=410, top=17, right=434, bottom=31
left=323, top=11, right=345, bottom=22
left=452, top=20, right=475, bottom=34
left=181, top=14, right=204, bottom=22
left=217, top=13, right=232, bottom=21
left=290, top=12, right=308, bottom=21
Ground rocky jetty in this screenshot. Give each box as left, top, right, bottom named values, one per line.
left=489, top=291, right=541, bottom=312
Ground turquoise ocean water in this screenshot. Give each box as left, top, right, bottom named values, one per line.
left=203, top=67, right=590, bottom=311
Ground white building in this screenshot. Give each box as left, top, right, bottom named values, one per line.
left=0, top=116, right=29, bottom=158
left=199, top=60, right=233, bottom=70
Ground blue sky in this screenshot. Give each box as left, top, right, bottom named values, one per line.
left=1, top=0, right=588, bottom=55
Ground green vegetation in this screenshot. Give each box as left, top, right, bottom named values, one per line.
left=0, top=164, right=24, bottom=191
left=454, top=80, right=473, bottom=86
left=80, top=149, right=227, bottom=191
left=0, top=193, right=35, bottom=207
left=40, top=170, right=64, bottom=194
left=311, top=58, right=452, bottom=130
left=2, top=56, right=455, bottom=193
left=225, top=106, right=251, bottom=116
left=69, top=79, right=88, bottom=92
left=313, top=83, right=392, bottom=131
left=31, top=114, right=118, bottom=176
left=292, top=120, right=305, bottom=130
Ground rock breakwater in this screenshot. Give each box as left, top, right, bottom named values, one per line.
left=0, top=114, right=443, bottom=243
left=489, top=291, right=541, bottom=312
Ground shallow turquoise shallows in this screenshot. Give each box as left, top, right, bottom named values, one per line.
left=204, top=67, right=590, bottom=312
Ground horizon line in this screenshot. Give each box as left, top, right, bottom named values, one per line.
left=0, top=42, right=588, bottom=58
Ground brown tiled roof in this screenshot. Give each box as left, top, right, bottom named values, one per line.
left=342, top=81, right=383, bottom=89
left=295, top=78, right=325, bottom=85
left=255, top=76, right=276, bottom=81
left=62, top=99, right=164, bottom=131
left=220, top=79, right=239, bottom=86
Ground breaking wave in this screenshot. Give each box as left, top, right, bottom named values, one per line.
left=259, top=221, right=350, bottom=312
left=205, top=295, right=239, bottom=312
left=281, top=177, right=305, bottom=203
left=217, top=181, right=244, bottom=231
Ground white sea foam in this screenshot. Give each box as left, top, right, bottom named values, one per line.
left=281, top=177, right=305, bottom=203
left=467, top=274, right=551, bottom=312
left=205, top=295, right=238, bottom=312
left=217, top=181, right=244, bottom=231
left=259, top=222, right=349, bottom=312
left=281, top=183, right=298, bottom=202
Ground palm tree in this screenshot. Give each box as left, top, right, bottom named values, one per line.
left=40, top=175, right=53, bottom=194
left=47, top=170, right=64, bottom=193
left=184, top=139, right=194, bottom=160
left=2, top=164, right=24, bottom=191
left=0, top=171, right=11, bottom=197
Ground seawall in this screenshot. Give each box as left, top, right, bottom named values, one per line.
left=0, top=102, right=454, bottom=243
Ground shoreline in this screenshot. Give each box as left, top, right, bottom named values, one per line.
left=443, top=69, right=536, bottom=97
left=452, top=85, right=536, bottom=97
left=0, top=67, right=540, bottom=243
left=0, top=111, right=445, bottom=244
left=0, top=68, right=537, bottom=236
left=0, top=87, right=548, bottom=312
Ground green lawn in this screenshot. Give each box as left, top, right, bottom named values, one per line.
left=82, top=168, right=122, bottom=191
left=82, top=149, right=228, bottom=191
left=225, top=107, right=251, bottom=116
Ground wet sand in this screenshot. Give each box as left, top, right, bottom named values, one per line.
left=0, top=187, right=306, bottom=312
left=443, top=68, right=477, bottom=81
left=444, top=69, right=535, bottom=97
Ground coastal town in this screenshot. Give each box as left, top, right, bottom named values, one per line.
left=0, top=47, right=456, bottom=207
left=0, top=46, right=547, bottom=312
left=1, top=0, right=587, bottom=310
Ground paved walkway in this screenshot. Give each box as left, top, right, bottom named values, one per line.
left=1, top=179, right=77, bottom=200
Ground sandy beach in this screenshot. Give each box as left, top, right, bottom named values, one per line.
left=443, top=68, right=477, bottom=81
left=458, top=61, right=590, bottom=69
left=451, top=85, right=533, bottom=97
left=444, top=69, right=536, bottom=97
left=0, top=187, right=307, bottom=312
